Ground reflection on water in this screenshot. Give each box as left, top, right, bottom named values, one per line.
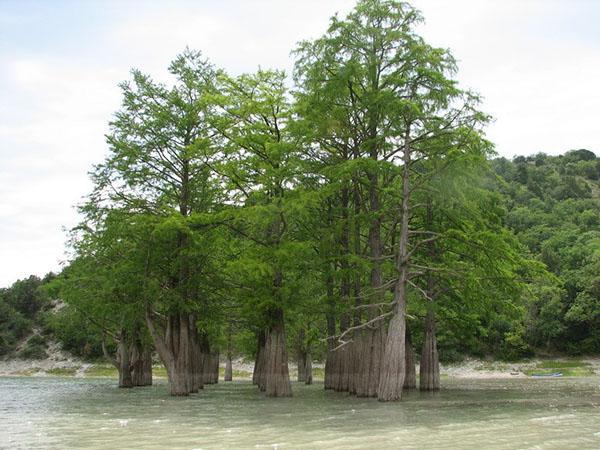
left=1, top=376, right=599, bottom=449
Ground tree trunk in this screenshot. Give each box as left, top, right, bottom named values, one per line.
left=139, top=347, right=153, bottom=386
left=420, top=310, right=440, bottom=391
left=334, top=346, right=349, bottom=392
left=253, top=330, right=267, bottom=388
left=355, top=330, right=370, bottom=397
left=117, top=339, right=133, bottom=389
left=377, top=141, right=411, bottom=402
left=370, top=327, right=386, bottom=396
left=264, top=309, right=292, bottom=397
left=102, top=332, right=133, bottom=389
left=130, top=340, right=153, bottom=387
left=224, top=324, right=233, bottom=382
left=347, top=340, right=359, bottom=395
left=297, top=329, right=307, bottom=382
left=420, top=198, right=440, bottom=391
left=297, top=352, right=307, bottom=382
left=325, top=349, right=337, bottom=391
left=146, top=312, right=192, bottom=396
left=377, top=304, right=406, bottom=401
left=349, top=163, right=362, bottom=396
left=357, top=145, right=384, bottom=398
left=337, top=184, right=352, bottom=393
left=258, top=335, right=268, bottom=392
left=212, top=352, right=219, bottom=384
left=404, top=333, right=416, bottom=390
left=189, top=325, right=203, bottom=392
left=333, top=313, right=351, bottom=392
left=355, top=326, right=385, bottom=397
left=225, top=354, right=233, bottom=381
left=305, top=352, right=313, bottom=385
left=170, top=315, right=192, bottom=395
left=323, top=206, right=337, bottom=390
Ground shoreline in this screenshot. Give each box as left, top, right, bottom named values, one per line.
left=1, top=356, right=597, bottom=380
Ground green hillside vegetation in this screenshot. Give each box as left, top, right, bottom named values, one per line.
left=492, top=150, right=600, bottom=354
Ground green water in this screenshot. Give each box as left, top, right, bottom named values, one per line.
left=1, top=376, right=600, bottom=449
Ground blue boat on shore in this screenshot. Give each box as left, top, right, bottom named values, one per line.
left=531, top=372, right=563, bottom=378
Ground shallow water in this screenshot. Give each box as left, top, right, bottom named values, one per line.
left=1, top=376, right=599, bottom=449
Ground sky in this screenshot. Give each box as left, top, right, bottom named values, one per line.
left=1, top=0, right=599, bottom=287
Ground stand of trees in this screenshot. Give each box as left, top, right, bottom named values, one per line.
left=4, top=0, right=596, bottom=401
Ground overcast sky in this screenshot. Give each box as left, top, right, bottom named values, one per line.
left=1, top=0, right=599, bottom=287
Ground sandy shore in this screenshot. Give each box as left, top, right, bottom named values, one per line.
left=1, top=342, right=598, bottom=379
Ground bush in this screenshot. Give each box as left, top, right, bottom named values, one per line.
left=44, top=306, right=103, bottom=358
left=498, top=328, right=534, bottom=361
left=18, top=335, right=48, bottom=360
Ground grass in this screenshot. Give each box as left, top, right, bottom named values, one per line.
left=153, top=366, right=168, bottom=378
left=84, top=365, right=118, bottom=378
left=524, top=359, right=594, bottom=377
left=536, top=360, right=590, bottom=369
left=46, top=367, right=78, bottom=376
left=312, top=367, right=325, bottom=380
left=15, top=368, right=41, bottom=376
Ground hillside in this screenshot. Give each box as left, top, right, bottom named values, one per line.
left=492, top=149, right=600, bottom=353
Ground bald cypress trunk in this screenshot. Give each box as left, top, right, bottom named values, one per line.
left=325, top=348, right=337, bottom=390
left=377, top=299, right=406, bottom=401
left=224, top=325, right=233, bottom=382
left=305, top=352, right=313, bottom=385
left=297, top=352, right=307, bottom=382
left=201, top=352, right=210, bottom=385
left=117, top=339, right=133, bottom=389
left=139, top=347, right=153, bottom=386
left=404, top=332, right=416, bottom=390
left=213, top=352, right=220, bottom=383
left=355, top=330, right=370, bottom=397
left=199, top=339, right=218, bottom=385
left=347, top=339, right=359, bottom=395
left=378, top=142, right=411, bottom=402
left=146, top=312, right=193, bottom=396
left=102, top=331, right=133, bottom=389
left=357, top=143, right=384, bottom=398
left=335, top=314, right=351, bottom=392
left=189, top=326, right=203, bottom=392
left=264, top=308, right=292, bottom=397
left=336, top=184, right=352, bottom=393
left=253, top=330, right=267, bottom=388
left=130, top=339, right=153, bottom=387
left=258, top=336, right=268, bottom=391
left=324, top=266, right=336, bottom=390
left=225, top=355, right=232, bottom=381
left=370, top=327, right=386, bottom=396
left=170, top=314, right=192, bottom=395
left=297, top=329, right=307, bottom=383
left=349, top=150, right=362, bottom=397
left=420, top=310, right=440, bottom=391
left=420, top=199, right=440, bottom=391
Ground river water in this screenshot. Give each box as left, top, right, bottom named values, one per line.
left=1, top=376, right=599, bottom=449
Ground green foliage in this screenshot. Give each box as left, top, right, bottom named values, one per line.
left=43, top=305, right=103, bottom=358
left=0, top=274, right=53, bottom=356
left=493, top=151, right=600, bottom=353
left=18, top=335, right=47, bottom=360
left=46, top=367, right=78, bottom=377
